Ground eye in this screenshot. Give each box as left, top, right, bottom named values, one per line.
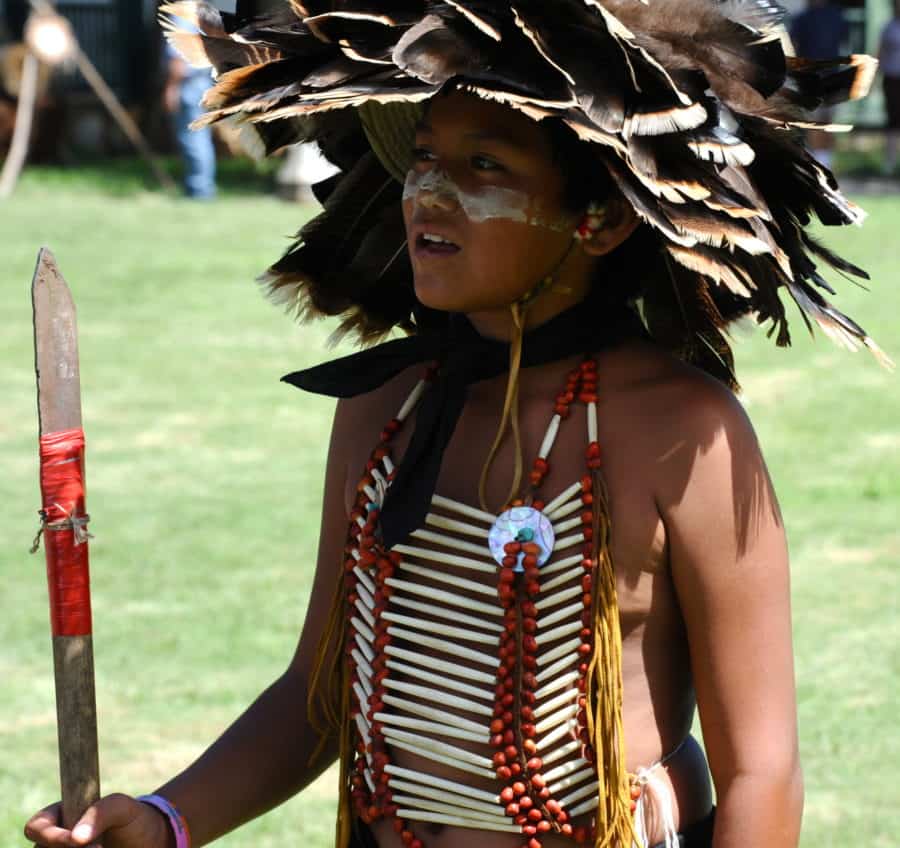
left=412, top=146, right=436, bottom=164
left=472, top=155, right=503, bottom=172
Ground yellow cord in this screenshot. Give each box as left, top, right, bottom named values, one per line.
left=586, top=470, right=641, bottom=848
left=478, top=301, right=526, bottom=512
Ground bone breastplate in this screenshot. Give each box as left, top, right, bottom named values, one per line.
left=344, top=360, right=616, bottom=848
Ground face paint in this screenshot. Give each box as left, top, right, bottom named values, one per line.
left=404, top=168, right=574, bottom=232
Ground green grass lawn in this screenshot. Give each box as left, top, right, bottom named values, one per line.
left=1, top=163, right=897, bottom=848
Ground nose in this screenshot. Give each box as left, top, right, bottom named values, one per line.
left=412, top=170, right=461, bottom=213
left=418, top=188, right=459, bottom=212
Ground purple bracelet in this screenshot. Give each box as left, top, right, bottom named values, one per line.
left=137, top=794, right=190, bottom=848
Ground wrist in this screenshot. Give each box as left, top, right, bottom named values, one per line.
left=137, top=794, right=190, bottom=848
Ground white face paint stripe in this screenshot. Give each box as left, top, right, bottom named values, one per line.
left=404, top=169, right=573, bottom=232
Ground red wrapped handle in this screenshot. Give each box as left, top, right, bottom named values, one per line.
left=39, top=428, right=92, bottom=637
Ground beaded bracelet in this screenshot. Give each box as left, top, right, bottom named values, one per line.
left=137, top=794, right=190, bottom=848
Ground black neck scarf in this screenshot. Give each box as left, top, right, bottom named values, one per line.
left=284, top=294, right=647, bottom=547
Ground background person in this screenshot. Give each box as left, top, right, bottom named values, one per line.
left=163, top=29, right=216, bottom=199
left=790, top=0, right=850, bottom=170
left=879, top=1, right=900, bottom=176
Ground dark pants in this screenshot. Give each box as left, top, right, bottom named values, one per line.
left=350, top=808, right=715, bottom=848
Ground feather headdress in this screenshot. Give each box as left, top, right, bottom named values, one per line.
left=160, top=0, right=888, bottom=381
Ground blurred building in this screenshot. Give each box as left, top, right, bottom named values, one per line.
left=1, top=0, right=893, bottom=157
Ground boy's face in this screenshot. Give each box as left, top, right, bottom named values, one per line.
left=402, top=91, right=579, bottom=315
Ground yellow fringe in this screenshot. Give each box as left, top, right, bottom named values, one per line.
left=306, top=557, right=353, bottom=848
left=478, top=302, right=526, bottom=513
left=585, top=469, right=641, bottom=848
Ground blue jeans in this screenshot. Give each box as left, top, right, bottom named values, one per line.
left=175, top=73, right=216, bottom=199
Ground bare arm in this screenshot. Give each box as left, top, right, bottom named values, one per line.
left=659, top=382, right=803, bottom=848
left=155, top=398, right=355, bottom=844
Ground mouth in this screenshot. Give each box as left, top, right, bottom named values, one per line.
left=413, top=231, right=462, bottom=258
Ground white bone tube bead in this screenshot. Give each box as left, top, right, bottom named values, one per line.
left=536, top=652, right=578, bottom=685
left=544, top=757, right=591, bottom=784
left=541, top=566, right=583, bottom=593
left=351, top=548, right=361, bottom=561
left=352, top=681, right=371, bottom=714
left=397, top=811, right=520, bottom=833
left=359, top=674, right=373, bottom=702
left=351, top=616, right=375, bottom=645
left=355, top=598, right=376, bottom=629
left=553, top=516, right=583, bottom=535
left=554, top=532, right=586, bottom=551
left=386, top=659, right=494, bottom=702
left=386, top=737, right=495, bottom=778
left=534, top=702, right=579, bottom=735
left=534, top=669, right=579, bottom=701
left=537, top=636, right=581, bottom=667
left=383, top=612, right=496, bottom=645
left=382, top=694, right=488, bottom=734
left=587, top=401, right=598, bottom=444
left=390, top=792, right=508, bottom=821
left=538, top=414, right=562, bottom=460
left=398, top=379, right=427, bottom=422
left=425, top=512, right=491, bottom=540
left=540, top=738, right=581, bottom=767
left=354, top=713, right=372, bottom=749
left=364, top=769, right=376, bottom=794
left=566, top=797, right=601, bottom=818
left=390, top=595, right=503, bottom=634
left=543, top=482, right=583, bottom=516
left=392, top=544, right=496, bottom=574
left=536, top=619, right=583, bottom=646
left=547, top=499, right=582, bottom=522
left=539, top=553, right=584, bottom=578
left=351, top=648, right=374, bottom=682
left=382, top=729, right=495, bottom=769
left=356, top=515, right=367, bottom=529
left=353, top=565, right=376, bottom=596
left=557, top=775, right=599, bottom=808
left=385, top=645, right=495, bottom=685
left=410, top=528, right=494, bottom=559
left=385, top=764, right=499, bottom=803
left=363, top=484, right=379, bottom=503
left=386, top=627, right=499, bottom=668
left=383, top=455, right=395, bottom=475
left=397, top=561, right=498, bottom=598
left=384, top=679, right=494, bottom=717
left=371, top=468, right=388, bottom=491
left=431, top=494, right=497, bottom=525
left=354, top=633, right=375, bottom=665
left=386, top=577, right=501, bottom=616
left=375, top=712, right=487, bottom=744
left=539, top=599, right=585, bottom=629
left=550, top=766, right=597, bottom=797
left=538, top=717, right=579, bottom=750
left=389, top=779, right=504, bottom=816
left=536, top=586, right=583, bottom=614
left=532, top=687, right=578, bottom=720
left=356, top=580, right=375, bottom=611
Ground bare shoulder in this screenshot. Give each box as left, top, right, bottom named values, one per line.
left=330, top=363, right=424, bottom=506
left=597, top=340, right=766, bottom=508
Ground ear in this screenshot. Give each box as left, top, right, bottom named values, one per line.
left=580, top=195, right=640, bottom=257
